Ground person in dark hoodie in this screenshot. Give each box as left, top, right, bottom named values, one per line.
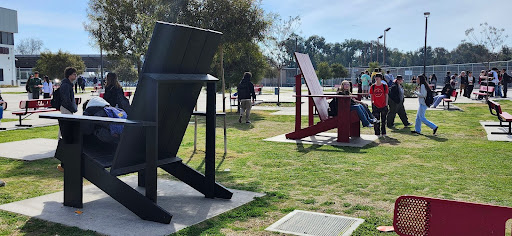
left=57, top=67, right=78, bottom=172
left=237, top=72, right=256, bottom=124
left=386, top=75, right=412, bottom=129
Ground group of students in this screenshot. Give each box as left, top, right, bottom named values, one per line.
left=441, top=68, right=511, bottom=98
left=334, top=71, right=439, bottom=136
left=55, top=67, right=129, bottom=172
left=25, top=72, right=54, bottom=99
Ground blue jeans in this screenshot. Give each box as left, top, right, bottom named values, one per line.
left=0, top=104, right=3, bottom=120
left=351, top=104, right=371, bottom=127
left=431, top=94, right=447, bottom=108
left=495, top=85, right=503, bottom=97
left=415, top=104, right=437, bottom=133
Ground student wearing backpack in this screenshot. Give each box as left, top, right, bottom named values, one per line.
left=386, top=75, right=412, bottom=129
left=412, top=75, right=438, bottom=135
left=237, top=72, right=256, bottom=124
left=370, top=74, right=389, bottom=137
left=430, top=79, right=455, bottom=108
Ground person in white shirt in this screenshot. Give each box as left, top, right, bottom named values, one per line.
left=42, top=76, right=53, bottom=99
left=490, top=68, right=500, bottom=97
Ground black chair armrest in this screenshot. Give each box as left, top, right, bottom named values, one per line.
left=39, top=114, right=156, bottom=126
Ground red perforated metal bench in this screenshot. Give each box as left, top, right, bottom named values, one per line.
left=393, top=195, right=512, bottom=236
left=488, top=100, right=512, bottom=135
left=473, top=85, right=495, bottom=100
left=12, top=98, right=81, bottom=127
left=99, top=91, right=133, bottom=99
left=442, top=90, right=458, bottom=110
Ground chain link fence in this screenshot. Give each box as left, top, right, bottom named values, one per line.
left=260, top=60, right=512, bottom=87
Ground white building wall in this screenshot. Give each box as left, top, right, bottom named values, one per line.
left=0, top=45, right=16, bottom=85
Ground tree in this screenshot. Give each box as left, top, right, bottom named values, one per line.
left=177, top=0, right=270, bottom=110
left=85, top=0, right=183, bottom=75
left=15, top=38, right=43, bottom=55
left=261, top=15, right=300, bottom=71
left=316, top=61, right=332, bottom=80
left=331, top=63, right=348, bottom=78
left=464, top=22, right=509, bottom=61
left=368, top=62, right=380, bottom=75
left=112, top=58, right=138, bottom=82
left=34, top=51, right=85, bottom=80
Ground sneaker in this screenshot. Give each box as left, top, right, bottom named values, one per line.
left=367, top=124, right=373, bottom=128
left=238, top=116, right=242, bottom=123
left=373, top=118, right=380, bottom=123
left=57, top=164, right=64, bottom=172
left=246, top=121, right=251, bottom=124
left=433, top=127, right=438, bottom=135
left=411, top=130, right=421, bottom=135
left=404, top=123, right=413, bottom=127
left=387, top=125, right=395, bottom=129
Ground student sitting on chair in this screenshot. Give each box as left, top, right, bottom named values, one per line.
left=431, top=79, right=455, bottom=108
left=329, top=80, right=376, bottom=128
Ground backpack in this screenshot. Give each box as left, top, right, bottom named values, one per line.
left=51, top=88, right=61, bottom=108
left=425, top=88, right=434, bottom=107
left=103, top=106, right=127, bottom=136
left=370, top=83, right=388, bottom=94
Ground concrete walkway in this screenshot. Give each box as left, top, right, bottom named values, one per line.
left=1, top=86, right=510, bottom=131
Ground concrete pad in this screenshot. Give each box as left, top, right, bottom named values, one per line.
left=0, top=175, right=264, bottom=236
left=480, top=121, right=512, bottom=141
left=264, top=132, right=378, bottom=147
left=0, top=138, right=57, bottom=160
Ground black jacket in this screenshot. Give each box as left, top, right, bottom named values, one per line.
left=59, top=78, right=77, bottom=113
left=103, top=85, right=124, bottom=108
left=237, top=78, right=256, bottom=100
left=388, top=83, right=403, bottom=104
left=441, top=84, right=455, bottom=97
left=503, top=72, right=511, bottom=84
left=444, top=75, right=451, bottom=84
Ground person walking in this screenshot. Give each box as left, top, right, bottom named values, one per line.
left=30, top=72, right=43, bottom=99
left=56, top=67, right=78, bottom=172
left=412, top=75, right=438, bottom=135
left=370, top=73, right=389, bottom=137
left=0, top=88, right=5, bottom=130
left=459, top=71, right=467, bottom=97
left=431, top=74, right=437, bottom=88
left=502, top=69, right=511, bottom=98
left=361, top=71, right=371, bottom=99
left=237, top=72, right=256, bottom=124
left=387, top=75, right=412, bottom=129
left=385, top=70, right=394, bottom=85
left=465, top=71, right=475, bottom=98
left=103, top=73, right=125, bottom=108
left=42, top=76, right=53, bottom=98
left=26, top=75, right=34, bottom=99
left=444, top=71, right=451, bottom=85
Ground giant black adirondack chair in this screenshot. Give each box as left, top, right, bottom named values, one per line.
left=40, top=22, right=233, bottom=224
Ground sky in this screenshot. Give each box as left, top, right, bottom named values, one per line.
left=2, top=0, right=512, bottom=55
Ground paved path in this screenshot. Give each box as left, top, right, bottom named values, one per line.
left=1, top=86, right=510, bottom=130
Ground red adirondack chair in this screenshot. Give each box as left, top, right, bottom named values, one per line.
left=285, top=52, right=360, bottom=143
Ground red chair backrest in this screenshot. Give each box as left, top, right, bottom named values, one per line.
left=480, top=85, right=488, bottom=91
left=451, top=90, right=458, bottom=97
left=99, top=93, right=105, bottom=98
left=393, top=195, right=512, bottom=236
left=295, top=52, right=329, bottom=121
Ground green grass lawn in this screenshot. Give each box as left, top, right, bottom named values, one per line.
left=1, top=101, right=512, bottom=235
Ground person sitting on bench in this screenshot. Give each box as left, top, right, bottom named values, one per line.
left=329, top=80, right=376, bottom=128
left=431, top=79, right=455, bottom=108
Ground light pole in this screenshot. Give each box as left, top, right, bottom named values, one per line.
left=383, top=27, right=391, bottom=66
left=377, top=35, right=383, bottom=64
left=423, top=12, right=430, bottom=76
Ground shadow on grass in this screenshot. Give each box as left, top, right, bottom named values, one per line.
left=19, top=213, right=99, bottom=236
left=296, top=142, right=371, bottom=154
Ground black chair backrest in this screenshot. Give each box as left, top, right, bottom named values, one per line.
left=110, top=22, right=222, bottom=175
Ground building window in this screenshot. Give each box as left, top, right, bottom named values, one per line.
left=7, top=33, right=13, bottom=45
left=0, top=69, right=4, bottom=81
left=1, top=32, right=7, bottom=45
left=0, top=47, right=8, bottom=54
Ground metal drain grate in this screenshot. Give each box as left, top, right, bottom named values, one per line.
left=266, top=210, right=364, bottom=236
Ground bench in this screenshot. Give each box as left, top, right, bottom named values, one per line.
left=487, top=100, right=512, bottom=135
left=473, top=85, right=495, bottom=100
left=442, top=90, right=458, bottom=110
left=11, top=98, right=81, bottom=127
left=91, top=85, right=103, bottom=94
left=393, top=195, right=512, bottom=235
left=254, top=85, right=262, bottom=95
